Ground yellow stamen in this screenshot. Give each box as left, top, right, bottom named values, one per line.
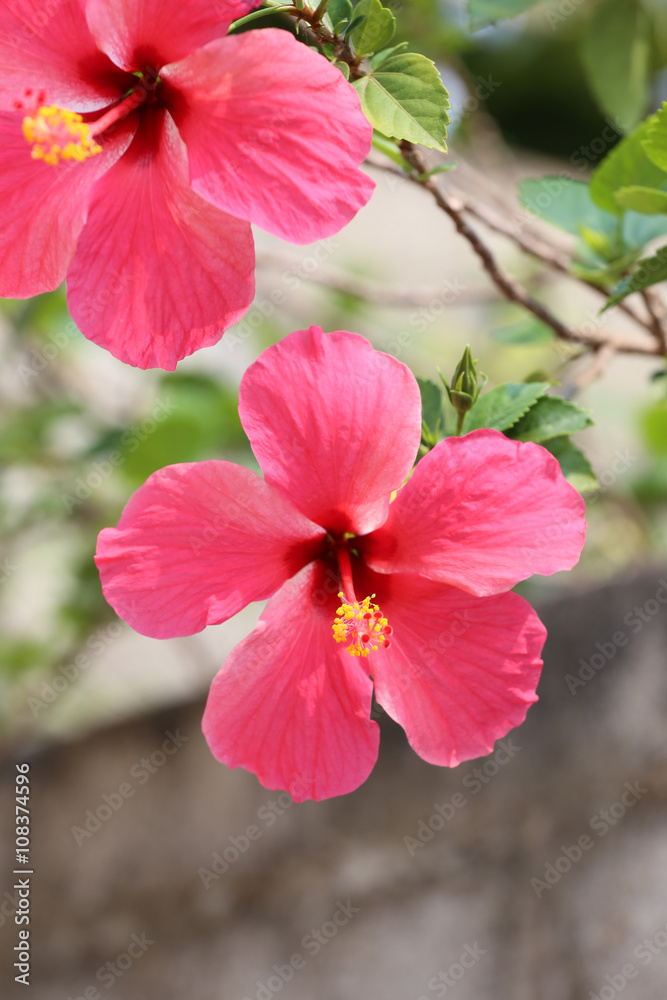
left=22, top=106, right=102, bottom=166
left=333, top=593, right=393, bottom=658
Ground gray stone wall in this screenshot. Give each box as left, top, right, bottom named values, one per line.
left=1, top=566, right=667, bottom=1000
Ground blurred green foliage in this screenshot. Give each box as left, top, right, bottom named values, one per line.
left=0, top=289, right=253, bottom=734
left=2, top=0, right=667, bottom=738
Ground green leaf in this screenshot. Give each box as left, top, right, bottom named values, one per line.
left=519, top=177, right=618, bottom=239
left=571, top=250, right=640, bottom=287
left=518, top=175, right=667, bottom=262
left=641, top=400, right=667, bottom=455
left=467, top=0, right=543, bottom=29
left=228, top=4, right=292, bottom=29
left=590, top=117, right=667, bottom=216
left=370, top=41, right=408, bottom=70
left=578, top=225, right=615, bottom=258
left=643, top=102, right=667, bottom=172
left=507, top=396, right=593, bottom=444
left=328, top=0, right=353, bottom=31
left=615, top=185, right=667, bottom=215
left=464, top=382, right=550, bottom=433
left=492, top=317, right=554, bottom=346
left=631, top=461, right=667, bottom=505
left=620, top=211, right=667, bottom=252
left=353, top=53, right=450, bottom=152
left=579, top=0, right=650, bottom=132
left=417, top=377, right=443, bottom=437
left=350, top=0, right=395, bottom=57
left=544, top=437, right=598, bottom=494
left=605, top=246, right=667, bottom=307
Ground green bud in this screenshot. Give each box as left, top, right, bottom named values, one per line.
left=449, top=388, right=474, bottom=414
left=441, top=346, right=481, bottom=415
left=452, top=345, right=478, bottom=399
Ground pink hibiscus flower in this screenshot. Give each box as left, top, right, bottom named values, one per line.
left=95, top=327, right=587, bottom=801
left=0, top=2, right=374, bottom=369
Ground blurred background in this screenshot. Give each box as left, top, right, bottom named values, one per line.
left=1, top=0, right=667, bottom=996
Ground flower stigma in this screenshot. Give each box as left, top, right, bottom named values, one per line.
left=332, top=593, right=393, bottom=658
left=22, top=106, right=102, bottom=165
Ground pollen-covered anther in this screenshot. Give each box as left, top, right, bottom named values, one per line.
left=22, top=106, right=102, bottom=166
left=332, top=593, right=393, bottom=657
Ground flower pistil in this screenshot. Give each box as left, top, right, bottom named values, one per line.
left=333, top=593, right=392, bottom=657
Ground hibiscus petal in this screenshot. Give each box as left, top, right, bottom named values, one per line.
left=239, top=327, right=422, bottom=536
left=363, top=568, right=545, bottom=767
left=85, top=0, right=257, bottom=71
left=363, top=429, right=587, bottom=595
left=162, top=30, right=375, bottom=244
left=0, top=111, right=134, bottom=298
left=67, top=108, right=255, bottom=370
left=95, top=461, right=326, bottom=640
left=202, top=561, right=379, bottom=802
left=0, top=0, right=126, bottom=112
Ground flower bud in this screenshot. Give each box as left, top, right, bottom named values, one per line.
left=441, top=346, right=483, bottom=418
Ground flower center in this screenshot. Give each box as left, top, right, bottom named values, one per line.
left=332, top=593, right=392, bottom=658
left=22, top=106, right=102, bottom=166
left=21, top=70, right=158, bottom=167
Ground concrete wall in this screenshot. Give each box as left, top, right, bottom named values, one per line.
left=2, top=566, right=667, bottom=1000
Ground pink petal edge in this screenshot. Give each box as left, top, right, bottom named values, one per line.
left=84, top=0, right=258, bottom=70
left=67, top=108, right=255, bottom=370
left=163, top=30, right=375, bottom=244
left=95, top=461, right=325, bottom=639
left=363, top=429, right=587, bottom=595
left=202, top=561, right=380, bottom=802
left=360, top=566, right=546, bottom=767
left=239, top=326, right=422, bottom=535
left=0, top=110, right=135, bottom=298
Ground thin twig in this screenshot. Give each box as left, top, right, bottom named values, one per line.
left=640, top=288, right=667, bottom=354
left=569, top=343, right=618, bottom=396
left=392, top=144, right=662, bottom=358
left=451, top=188, right=653, bottom=333
left=368, top=156, right=653, bottom=333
